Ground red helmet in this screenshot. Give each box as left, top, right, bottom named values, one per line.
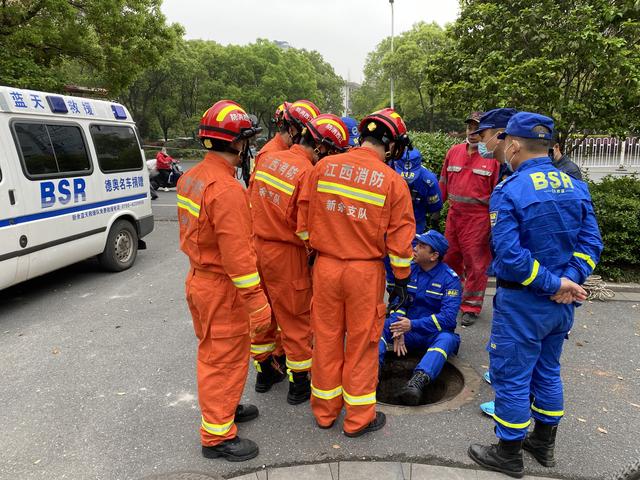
left=306, top=114, right=349, bottom=153
left=198, top=100, right=260, bottom=144
left=273, top=101, right=290, bottom=128
left=358, top=108, right=411, bottom=160
left=283, top=99, right=320, bottom=130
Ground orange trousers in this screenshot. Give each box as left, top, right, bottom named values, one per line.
left=310, top=255, right=387, bottom=434
left=251, top=237, right=312, bottom=372
left=185, top=269, right=250, bottom=446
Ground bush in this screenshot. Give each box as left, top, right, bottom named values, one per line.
left=588, top=175, right=640, bottom=282
left=408, top=130, right=461, bottom=175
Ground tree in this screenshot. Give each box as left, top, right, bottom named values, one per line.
left=0, top=0, right=182, bottom=95
left=439, top=0, right=640, bottom=149
left=300, top=49, right=344, bottom=113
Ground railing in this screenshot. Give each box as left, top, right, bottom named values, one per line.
left=567, top=137, right=640, bottom=169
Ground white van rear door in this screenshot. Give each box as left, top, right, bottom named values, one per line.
left=0, top=130, right=28, bottom=289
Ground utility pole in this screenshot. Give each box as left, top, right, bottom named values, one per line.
left=389, top=0, right=395, bottom=109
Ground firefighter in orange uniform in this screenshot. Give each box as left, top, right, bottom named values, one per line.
left=253, top=102, right=292, bottom=172
left=177, top=100, right=271, bottom=462
left=249, top=113, right=349, bottom=405
left=297, top=108, right=415, bottom=437
left=248, top=100, right=321, bottom=393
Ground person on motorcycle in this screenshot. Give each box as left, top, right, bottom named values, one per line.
left=156, top=147, right=175, bottom=190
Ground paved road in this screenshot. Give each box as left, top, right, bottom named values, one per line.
left=0, top=195, right=638, bottom=480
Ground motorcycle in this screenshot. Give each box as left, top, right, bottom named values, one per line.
left=146, top=158, right=184, bottom=191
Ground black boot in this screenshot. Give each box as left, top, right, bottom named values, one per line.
left=254, top=357, right=286, bottom=393
left=400, top=371, right=430, bottom=406
left=234, top=404, right=259, bottom=423
left=461, top=312, right=478, bottom=326
left=344, top=411, right=386, bottom=438
left=468, top=440, right=525, bottom=478
left=287, top=370, right=311, bottom=405
left=523, top=422, right=557, bottom=467
left=202, top=436, right=259, bottom=462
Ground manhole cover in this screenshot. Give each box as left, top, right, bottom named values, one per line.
left=377, top=352, right=479, bottom=414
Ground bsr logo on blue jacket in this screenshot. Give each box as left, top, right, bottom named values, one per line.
left=40, top=178, right=87, bottom=208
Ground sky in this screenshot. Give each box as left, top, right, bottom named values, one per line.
left=160, top=0, right=460, bottom=83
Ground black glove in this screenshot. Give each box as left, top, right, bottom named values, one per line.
left=388, top=276, right=410, bottom=314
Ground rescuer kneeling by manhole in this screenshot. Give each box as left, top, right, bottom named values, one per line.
left=377, top=350, right=472, bottom=411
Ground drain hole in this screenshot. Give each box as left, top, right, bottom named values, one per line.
left=377, top=351, right=465, bottom=406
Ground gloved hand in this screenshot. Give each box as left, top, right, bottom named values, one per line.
left=388, top=276, right=410, bottom=314
left=249, top=303, right=272, bottom=338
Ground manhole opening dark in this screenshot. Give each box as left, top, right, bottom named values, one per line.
left=377, top=351, right=465, bottom=406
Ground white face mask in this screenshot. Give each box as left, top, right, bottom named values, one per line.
left=477, top=131, right=500, bottom=159
left=504, top=141, right=517, bottom=172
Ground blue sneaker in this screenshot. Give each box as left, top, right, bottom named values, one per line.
left=480, top=401, right=495, bottom=417
left=483, top=371, right=491, bottom=384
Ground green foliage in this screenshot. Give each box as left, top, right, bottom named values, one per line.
left=352, top=22, right=463, bottom=131
left=588, top=175, right=640, bottom=281
left=408, top=131, right=460, bottom=174
left=438, top=0, right=640, bottom=147
left=120, top=38, right=344, bottom=140
left=0, top=0, right=182, bottom=95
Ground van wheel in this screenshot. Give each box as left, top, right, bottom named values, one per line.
left=98, top=219, right=138, bottom=272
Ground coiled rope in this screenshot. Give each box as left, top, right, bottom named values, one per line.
left=583, top=275, right=615, bottom=301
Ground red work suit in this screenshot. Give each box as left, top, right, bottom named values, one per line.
left=439, top=143, right=499, bottom=315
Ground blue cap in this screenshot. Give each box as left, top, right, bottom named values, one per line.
left=415, top=230, right=448, bottom=257
left=497, top=112, right=554, bottom=140
left=341, top=116, right=360, bottom=147
left=471, top=108, right=518, bottom=134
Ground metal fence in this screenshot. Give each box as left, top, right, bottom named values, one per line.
left=567, top=137, right=640, bottom=169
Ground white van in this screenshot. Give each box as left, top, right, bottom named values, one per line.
left=0, top=86, right=153, bottom=290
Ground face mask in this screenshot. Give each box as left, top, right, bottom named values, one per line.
left=504, top=142, right=516, bottom=172
left=477, top=141, right=493, bottom=158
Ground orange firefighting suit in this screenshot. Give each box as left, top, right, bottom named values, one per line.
left=248, top=144, right=314, bottom=372
left=439, top=143, right=500, bottom=315
left=177, top=152, right=271, bottom=446
left=297, top=146, right=415, bottom=433
left=253, top=133, right=289, bottom=173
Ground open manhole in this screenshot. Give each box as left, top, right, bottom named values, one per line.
left=377, top=351, right=479, bottom=414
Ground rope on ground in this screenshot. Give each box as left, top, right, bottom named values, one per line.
left=583, top=275, right=615, bottom=301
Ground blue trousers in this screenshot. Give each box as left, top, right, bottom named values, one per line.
left=378, top=317, right=460, bottom=380
left=489, top=287, right=574, bottom=441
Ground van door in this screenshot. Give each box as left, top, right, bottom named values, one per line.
left=0, top=122, right=28, bottom=289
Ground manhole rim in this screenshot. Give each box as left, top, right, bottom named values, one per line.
left=377, top=356, right=482, bottom=415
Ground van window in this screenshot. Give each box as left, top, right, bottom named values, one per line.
left=14, top=123, right=91, bottom=176
left=90, top=125, right=143, bottom=172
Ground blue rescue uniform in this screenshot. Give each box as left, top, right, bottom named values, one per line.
left=394, top=149, right=443, bottom=234
left=488, top=156, right=603, bottom=441
left=379, top=261, right=462, bottom=380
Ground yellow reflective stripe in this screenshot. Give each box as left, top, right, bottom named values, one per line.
left=343, top=389, right=376, bottom=406
left=522, top=259, right=540, bottom=286
left=393, top=309, right=406, bottom=316
left=216, top=104, right=246, bottom=121
left=311, top=384, right=343, bottom=400
left=255, top=170, right=295, bottom=196
left=531, top=404, right=565, bottom=417
left=492, top=414, right=531, bottom=429
left=426, top=290, right=443, bottom=296
left=250, top=343, right=276, bottom=355
left=316, top=118, right=347, bottom=140
left=297, top=230, right=309, bottom=241
left=573, top=252, right=596, bottom=270
left=286, top=357, right=312, bottom=370
left=427, top=347, right=447, bottom=360
left=177, top=194, right=200, bottom=218
left=431, top=314, right=442, bottom=332
left=201, top=416, right=234, bottom=436
left=231, top=272, right=261, bottom=289
left=388, top=253, right=412, bottom=267
left=317, top=180, right=386, bottom=207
